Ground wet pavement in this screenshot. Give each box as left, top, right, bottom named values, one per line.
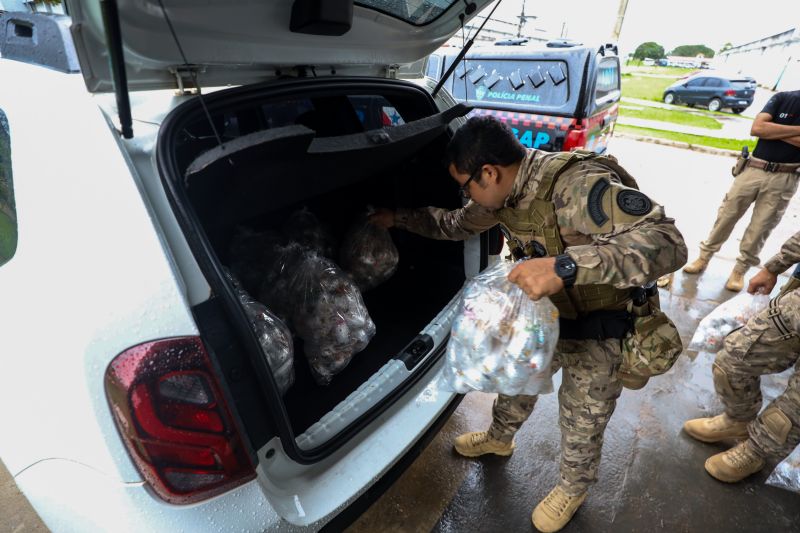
left=347, top=138, right=800, bottom=533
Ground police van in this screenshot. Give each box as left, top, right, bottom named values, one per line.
left=425, top=42, right=621, bottom=153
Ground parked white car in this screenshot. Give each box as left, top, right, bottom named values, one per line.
left=0, top=1, right=496, bottom=530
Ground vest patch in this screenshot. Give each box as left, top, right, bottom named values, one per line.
left=588, top=178, right=610, bottom=226
left=617, top=190, right=652, bottom=216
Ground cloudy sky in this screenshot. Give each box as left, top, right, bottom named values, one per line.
left=481, top=0, right=799, bottom=55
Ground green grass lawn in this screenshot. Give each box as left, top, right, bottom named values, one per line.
left=0, top=210, right=17, bottom=266
left=621, top=74, right=677, bottom=102
left=616, top=124, right=757, bottom=152
left=619, top=105, right=723, bottom=129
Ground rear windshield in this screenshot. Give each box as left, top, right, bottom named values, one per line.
left=449, top=59, right=570, bottom=107
left=356, top=0, right=456, bottom=25
left=731, top=80, right=755, bottom=88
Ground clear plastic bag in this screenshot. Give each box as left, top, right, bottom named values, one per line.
left=441, top=261, right=559, bottom=396
left=339, top=214, right=399, bottom=291
left=767, top=443, right=800, bottom=494
left=228, top=226, right=283, bottom=294
left=282, top=207, right=336, bottom=258
left=688, top=292, right=771, bottom=354
left=224, top=268, right=294, bottom=395
left=259, top=244, right=376, bottom=385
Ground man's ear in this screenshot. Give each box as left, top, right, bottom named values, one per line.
left=484, top=164, right=501, bottom=184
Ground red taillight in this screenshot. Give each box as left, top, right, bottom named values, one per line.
left=105, top=337, right=255, bottom=504
left=562, top=124, right=588, bottom=152
left=724, top=89, right=736, bottom=96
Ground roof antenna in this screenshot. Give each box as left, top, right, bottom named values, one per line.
left=433, top=0, right=504, bottom=98
left=156, top=0, right=226, bottom=154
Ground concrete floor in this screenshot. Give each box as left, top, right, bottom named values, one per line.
left=346, top=138, right=800, bottom=533
left=3, top=138, right=800, bottom=532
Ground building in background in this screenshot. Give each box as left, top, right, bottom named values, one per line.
left=0, top=0, right=65, bottom=14
left=718, top=27, right=800, bottom=90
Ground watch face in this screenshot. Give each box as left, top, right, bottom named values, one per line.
left=558, top=257, right=575, bottom=274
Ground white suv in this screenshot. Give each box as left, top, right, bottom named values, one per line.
left=0, top=1, right=496, bottom=531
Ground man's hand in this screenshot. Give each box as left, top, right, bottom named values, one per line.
left=368, top=208, right=396, bottom=229
left=508, top=257, right=564, bottom=300
left=748, top=268, right=778, bottom=294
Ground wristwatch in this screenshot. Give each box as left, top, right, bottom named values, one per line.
left=554, top=253, right=578, bottom=289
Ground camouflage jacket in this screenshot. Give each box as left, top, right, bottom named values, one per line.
left=765, top=231, right=800, bottom=274
left=395, top=149, right=687, bottom=289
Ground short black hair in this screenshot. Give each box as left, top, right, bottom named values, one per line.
left=445, top=116, right=527, bottom=177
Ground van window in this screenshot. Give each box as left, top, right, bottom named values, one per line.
left=0, top=109, right=17, bottom=267
left=450, top=59, right=569, bottom=107
left=426, top=54, right=442, bottom=79
left=595, top=58, right=620, bottom=100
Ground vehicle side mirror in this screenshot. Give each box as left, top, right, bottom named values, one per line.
left=290, top=0, right=353, bottom=36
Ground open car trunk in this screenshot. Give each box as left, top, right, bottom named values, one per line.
left=157, top=77, right=482, bottom=461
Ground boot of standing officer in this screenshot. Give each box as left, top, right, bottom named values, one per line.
left=683, top=89, right=800, bottom=291
left=684, top=231, right=800, bottom=482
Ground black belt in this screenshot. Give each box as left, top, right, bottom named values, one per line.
left=559, top=310, right=633, bottom=341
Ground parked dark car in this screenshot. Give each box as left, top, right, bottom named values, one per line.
left=425, top=42, right=620, bottom=153
left=662, top=73, right=756, bottom=113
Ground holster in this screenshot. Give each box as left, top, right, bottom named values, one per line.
left=731, top=155, right=748, bottom=177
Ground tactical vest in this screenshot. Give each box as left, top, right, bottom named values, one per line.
left=496, top=150, right=638, bottom=320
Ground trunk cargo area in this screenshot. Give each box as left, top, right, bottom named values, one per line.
left=167, top=80, right=470, bottom=438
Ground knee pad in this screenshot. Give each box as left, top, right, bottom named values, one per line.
left=761, top=407, right=792, bottom=445
left=712, top=363, right=734, bottom=398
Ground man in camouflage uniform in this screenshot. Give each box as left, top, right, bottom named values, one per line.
left=683, top=90, right=800, bottom=292
left=684, top=231, right=800, bottom=483
left=370, top=116, right=687, bottom=532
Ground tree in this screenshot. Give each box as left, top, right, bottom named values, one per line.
left=719, top=42, right=733, bottom=54
left=633, top=42, right=665, bottom=60
left=670, top=44, right=715, bottom=58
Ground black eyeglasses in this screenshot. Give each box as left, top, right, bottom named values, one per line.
left=460, top=168, right=481, bottom=200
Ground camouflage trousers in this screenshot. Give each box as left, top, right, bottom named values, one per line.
left=488, top=338, right=623, bottom=496
left=699, top=165, right=799, bottom=272
left=714, top=288, right=800, bottom=460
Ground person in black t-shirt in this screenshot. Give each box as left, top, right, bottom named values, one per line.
left=683, top=90, right=800, bottom=291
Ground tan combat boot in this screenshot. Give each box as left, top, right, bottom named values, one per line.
left=683, top=413, right=749, bottom=443
left=725, top=269, right=745, bottom=292
left=453, top=431, right=514, bottom=457
left=531, top=485, right=587, bottom=533
left=705, top=441, right=765, bottom=483
left=683, top=257, right=710, bottom=274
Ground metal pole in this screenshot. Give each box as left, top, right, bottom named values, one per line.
left=611, top=0, right=629, bottom=42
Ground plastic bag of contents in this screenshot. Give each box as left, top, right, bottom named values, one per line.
left=767, top=443, right=800, bottom=494
left=339, top=215, right=399, bottom=291
left=224, top=268, right=294, bottom=396
left=282, top=207, right=336, bottom=258
left=688, top=292, right=771, bottom=354
left=259, top=245, right=376, bottom=385
left=228, top=226, right=283, bottom=293
left=441, top=261, right=559, bottom=396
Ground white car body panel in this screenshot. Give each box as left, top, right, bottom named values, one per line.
left=68, top=0, right=493, bottom=92
left=0, top=59, right=195, bottom=482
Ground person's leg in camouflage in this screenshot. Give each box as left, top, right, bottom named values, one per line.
left=453, top=356, right=563, bottom=457
left=684, top=168, right=762, bottom=274
left=532, top=339, right=623, bottom=532
left=685, top=289, right=800, bottom=482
